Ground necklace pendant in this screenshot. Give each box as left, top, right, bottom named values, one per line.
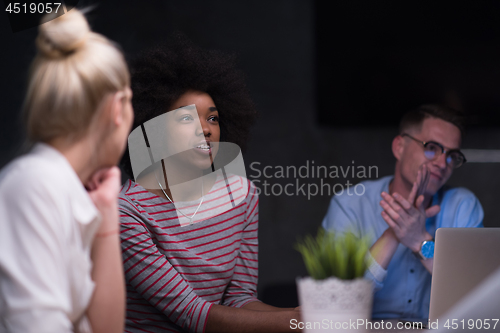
left=155, top=177, right=204, bottom=226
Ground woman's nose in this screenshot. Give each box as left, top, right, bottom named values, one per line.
left=196, top=119, right=210, bottom=137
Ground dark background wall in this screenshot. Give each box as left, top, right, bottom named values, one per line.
left=1, top=1, right=500, bottom=307
left=317, top=2, right=500, bottom=127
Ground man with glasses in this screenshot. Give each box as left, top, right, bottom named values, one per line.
left=322, top=104, right=483, bottom=320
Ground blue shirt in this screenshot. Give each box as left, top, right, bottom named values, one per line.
left=322, top=176, right=483, bottom=320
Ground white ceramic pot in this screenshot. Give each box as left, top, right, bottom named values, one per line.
left=296, top=276, right=373, bottom=333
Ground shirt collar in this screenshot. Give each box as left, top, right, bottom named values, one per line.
left=384, top=175, right=440, bottom=205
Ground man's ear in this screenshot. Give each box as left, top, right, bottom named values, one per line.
left=392, top=135, right=404, bottom=161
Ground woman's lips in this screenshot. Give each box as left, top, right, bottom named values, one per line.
left=193, top=143, right=212, bottom=155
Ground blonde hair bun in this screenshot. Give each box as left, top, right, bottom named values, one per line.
left=36, top=10, right=90, bottom=59
left=25, top=8, right=129, bottom=142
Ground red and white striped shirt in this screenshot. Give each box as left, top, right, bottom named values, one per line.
left=119, top=175, right=259, bottom=333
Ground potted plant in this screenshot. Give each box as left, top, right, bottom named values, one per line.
left=295, top=229, right=373, bottom=332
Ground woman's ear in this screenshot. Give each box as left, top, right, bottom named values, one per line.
left=109, top=91, right=125, bottom=126
left=392, top=135, right=404, bottom=161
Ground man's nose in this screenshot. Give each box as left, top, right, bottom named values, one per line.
left=434, top=152, right=448, bottom=169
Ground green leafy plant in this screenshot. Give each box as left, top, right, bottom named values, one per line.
left=295, top=228, right=370, bottom=280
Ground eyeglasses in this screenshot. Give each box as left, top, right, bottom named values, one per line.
left=401, top=133, right=467, bottom=169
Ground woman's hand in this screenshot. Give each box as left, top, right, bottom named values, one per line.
left=85, top=167, right=121, bottom=233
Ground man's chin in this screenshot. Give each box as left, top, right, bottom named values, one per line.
left=425, top=182, right=444, bottom=197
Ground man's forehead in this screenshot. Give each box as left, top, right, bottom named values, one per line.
left=411, top=117, right=462, bottom=149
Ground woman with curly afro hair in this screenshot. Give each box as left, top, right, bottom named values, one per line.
left=119, top=34, right=300, bottom=333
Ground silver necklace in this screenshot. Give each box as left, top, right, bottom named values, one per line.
left=156, top=179, right=204, bottom=224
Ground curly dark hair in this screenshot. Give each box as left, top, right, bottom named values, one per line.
left=120, top=34, right=258, bottom=178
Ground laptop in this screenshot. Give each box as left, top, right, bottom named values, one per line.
left=429, top=228, right=500, bottom=323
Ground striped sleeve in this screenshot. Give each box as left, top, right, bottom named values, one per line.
left=221, top=181, right=260, bottom=308
left=119, top=200, right=212, bottom=333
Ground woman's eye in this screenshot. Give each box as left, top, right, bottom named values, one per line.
left=209, top=116, right=219, bottom=122
left=179, top=115, right=193, bottom=121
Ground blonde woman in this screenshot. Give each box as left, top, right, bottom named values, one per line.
left=0, top=10, right=133, bottom=333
